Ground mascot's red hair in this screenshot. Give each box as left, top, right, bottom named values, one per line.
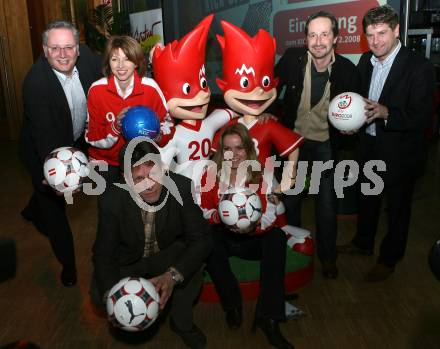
left=216, top=20, right=278, bottom=117
left=152, top=15, right=213, bottom=120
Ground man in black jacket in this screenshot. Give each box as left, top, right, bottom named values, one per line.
left=338, top=5, right=435, bottom=282
left=19, top=20, right=101, bottom=287
left=275, top=11, right=360, bottom=279
left=91, top=140, right=212, bottom=349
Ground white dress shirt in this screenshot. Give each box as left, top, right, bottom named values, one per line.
left=366, top=40, right=401, bottom=136
left=53, top=67, right=87, bottom=141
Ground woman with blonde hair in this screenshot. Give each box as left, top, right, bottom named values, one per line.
left=200, top=123, right=294, bottom=349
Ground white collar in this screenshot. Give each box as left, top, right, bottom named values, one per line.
left=371, top=40, right=401, bottom=67
left=52, top=66, right=78, bottom=82
left=114, top=75, right=135, bottom=98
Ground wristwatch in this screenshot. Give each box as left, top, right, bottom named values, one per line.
left=168, top=267, right=184, bottom=285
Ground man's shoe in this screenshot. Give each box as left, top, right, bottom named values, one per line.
left=321, top=261, right=338, bottom=279
left=337, top=243, right=373, bottom=256
left=60, top=267, right=77, bottom=287
left=256, top=318, right=295, bottom=349
left=364, top=263, right=395, bottom=282
left=170, top=318, right=207, bottom=349
left=225, top=307, right=242, bottom=329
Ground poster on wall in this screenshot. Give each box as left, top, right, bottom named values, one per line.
left=163, top=0, right=395, bottom=93
left=201, top=0, right=386, bottom=63
left=129, top=9, right=164, bottom=56
left=272, top=0, right=387, bottom=63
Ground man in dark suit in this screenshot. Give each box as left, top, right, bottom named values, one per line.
left=19, top=20, right=101, bottom=286
left=338, top=5, right=435, bottom=281
left=275, top=11, right=360, bottom=279
left=91, top=140, right=212, bottom=349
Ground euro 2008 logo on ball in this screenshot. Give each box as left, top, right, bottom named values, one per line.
left=337, top=94, right=352, bottom=109
left=328, top=92, right=366, bottom=132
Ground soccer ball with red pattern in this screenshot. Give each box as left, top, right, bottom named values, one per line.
left=218, top=187, right=262, bottom=233
left=106, top=277, right=160, bottom=332
left=43, top=146, right=89, bottom=192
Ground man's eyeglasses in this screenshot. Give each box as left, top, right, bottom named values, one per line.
left=307, top=32, right=332, bottom=40
left=46, top=45, right=77, bottom=55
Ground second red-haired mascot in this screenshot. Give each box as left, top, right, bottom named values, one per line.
left=211, top=20, right=314, bottom=324
left=212, top=20, right=312, bottom=251
left=213, top=20, right=304, bottom=177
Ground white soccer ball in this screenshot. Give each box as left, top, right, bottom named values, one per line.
left=106, top=277, right=160, bottom=332
left=328, top=92, right=366, bottom=131
left=43, top=146, right=89, bottom=192
left=218, top=187, right=262, bottom=233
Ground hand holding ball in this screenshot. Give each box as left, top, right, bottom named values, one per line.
left=106, top=277, right=160, bottom=331
left=218, top=188, right=262, bottom=233
left=43, top=146, right=89, bottom=193
left=121, top=106, right=161, bottom=141
left=328, top=92, right=366, bottom=132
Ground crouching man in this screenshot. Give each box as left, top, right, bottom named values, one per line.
left=91, top=139, right=212, bottom=349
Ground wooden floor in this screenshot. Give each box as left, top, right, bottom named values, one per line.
left=0, top=139, right=439, bottom=349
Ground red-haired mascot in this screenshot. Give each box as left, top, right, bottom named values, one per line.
left=152, top=15, right=235, bottom=188
left=214, top=21, right=303, bottom=168
left=213, top=20, right=313, bottom=256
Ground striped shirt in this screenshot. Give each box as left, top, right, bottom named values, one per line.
left=141, top=210, right=160, bottom=257
left=366, top=40, right=401, bottom=136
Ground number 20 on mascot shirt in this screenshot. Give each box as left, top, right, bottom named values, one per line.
left=152, top=14, right=236, bottom=187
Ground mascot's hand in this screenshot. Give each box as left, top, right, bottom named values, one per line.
left=160, top=114, right=174, bottom=135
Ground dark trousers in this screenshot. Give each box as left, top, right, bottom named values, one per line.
left=283, top=139, right=338, bottom=263
left=20, top=138, right=89, bottom=271
left=206, top=226, right=286, bottom=321
left=23, top=189, right=75, bottom=269
left=91, top=242, right=203, bottom=331
left=353, top=136, right=417, bottom=267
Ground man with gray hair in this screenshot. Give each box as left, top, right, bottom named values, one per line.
left=19, top=20, right=101, bottom=287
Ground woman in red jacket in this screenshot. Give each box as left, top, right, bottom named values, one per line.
left=200, top=123, right=294, bottom=349
left=85, top=36, right=169, bottom=186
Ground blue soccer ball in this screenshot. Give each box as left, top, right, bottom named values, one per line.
left=122, top=106, right=160, bottom=141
